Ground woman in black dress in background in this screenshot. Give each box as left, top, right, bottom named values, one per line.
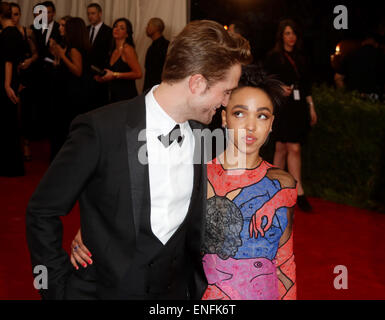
left=0, top=2, right=25, bottom=177
left=95, top=18, right=142, bottom=103
left=10, top=2, right=39, bottom=161
left=265, top=19, right=317, bottom=212
left=49, top=17, right=91, bottom=161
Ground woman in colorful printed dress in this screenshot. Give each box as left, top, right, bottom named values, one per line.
left=201, top=65, right=297, bottom=300
left=69, top=65, right=297, bottom=300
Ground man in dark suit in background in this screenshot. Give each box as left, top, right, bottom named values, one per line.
left=26, top=20, right=251, bottom=300
left=31, top=1, right=61, bottom=64
left=87, top=3, right=112, bottom=109
left=30, top=1, right=62, bottom=139
left=143, top=18, right=170, bottom=92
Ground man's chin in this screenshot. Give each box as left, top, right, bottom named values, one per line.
left=194, top=115, right=213, bottom=126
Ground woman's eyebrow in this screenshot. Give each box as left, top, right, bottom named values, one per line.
left=232, top=105, right=249, bottom=110
left=256, top=107, right=273, bottom=113
left=232, top=105, right=272, bottom=113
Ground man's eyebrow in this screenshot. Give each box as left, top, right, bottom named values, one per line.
left=228, top=86, right=238, bottom=92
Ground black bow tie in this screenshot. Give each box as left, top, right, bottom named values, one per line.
left=158, top=125, right=185, bottom=148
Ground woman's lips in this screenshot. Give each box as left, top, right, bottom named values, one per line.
left=244, top=135, right=257, bottom=145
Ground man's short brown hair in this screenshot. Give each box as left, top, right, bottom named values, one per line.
left=162, top=20, right=252, bottom=86
left=87, top=3, right=102, bottom=13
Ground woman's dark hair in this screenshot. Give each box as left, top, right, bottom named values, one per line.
left=237, top=64, right=285, bottom=114
left=273, top=19, right=303, bottom=54
left=0, top=2, right=12, bottom=19
left=65, top=17, right=91, bottom=53
left=60, top=15, right=72, bottom=23
left=111, top=18, right=135, bottom=52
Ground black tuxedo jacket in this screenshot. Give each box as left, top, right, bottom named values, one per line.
left=32, top=21, right=61, bottom=61
left=26, top=94, right=208, bottom=300
left=88, top=23, right=113, bottom=69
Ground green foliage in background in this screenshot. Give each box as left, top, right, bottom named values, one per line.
left=261, top=85, right=385, bottom=213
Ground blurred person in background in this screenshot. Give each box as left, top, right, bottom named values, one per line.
left=94, top=18, right=142, bottom=103
left=10, top=2, right=39, bottom=161
left=143, top=17, right=169, bottom=92
left=30, top=1, right=62, bottom=139
left=87, top=2, right=112, bottom=109
left=0, top=2, right=25, bottom=176
left=335, top=32, right=385, bottom=102
left=264, top=19, right=317, bottom=212
left=49, top=17, right=91, bottom=161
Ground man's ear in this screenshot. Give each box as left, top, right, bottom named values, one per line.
left=188, top=74, right=208, bottom=95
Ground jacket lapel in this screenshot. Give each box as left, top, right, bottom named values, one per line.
left=125, top=95, right=151, bottom=239
left=188, top=121, right=205, bottom=212
left=125, top=103, right=207, bottom=240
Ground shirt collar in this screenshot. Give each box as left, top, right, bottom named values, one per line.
left=43, top=21, right=54, bottom=33
left=93, top=21, right=103, bottom=31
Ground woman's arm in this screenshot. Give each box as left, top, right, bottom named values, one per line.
left=54, top=46, right=83, bottom=77
left=4, top=61, right=19, bottom=104
left=20, top=29, right=39, bottom=70
left=113, top=45, right=142, bottom=80
left=276, top=207, right=296, bottom=300
left=98, top=45, right=142, bottom=83
left=27, top=27, right=39, bottom=63
left=306, top=95, right=318, bottom=126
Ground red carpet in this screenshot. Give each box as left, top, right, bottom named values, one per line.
left=1, top=141, right=385, bottom=300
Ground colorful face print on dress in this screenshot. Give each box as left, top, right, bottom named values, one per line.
left=202, top=159, right=297, bottom=300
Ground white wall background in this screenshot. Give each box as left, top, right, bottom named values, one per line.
left=14, top=0, right=188, bottom=92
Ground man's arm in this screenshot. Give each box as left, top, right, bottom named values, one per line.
left=26, top=114, right=100, bottom=300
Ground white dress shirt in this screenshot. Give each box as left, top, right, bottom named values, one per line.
left=90, top=21, right=103, bottom=44
left=146, top=86, right=195, bottom=245
left=43, top=21, right=54, bottom=45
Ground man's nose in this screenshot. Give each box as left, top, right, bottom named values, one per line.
left=222, top=95, right=230, bottom=107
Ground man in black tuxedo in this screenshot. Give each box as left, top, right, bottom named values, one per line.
left=86, top=3, right=112, bottom=109
left=26, top=20, right=251, bottom=300
left=143, top=18, right=170, bottom=92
